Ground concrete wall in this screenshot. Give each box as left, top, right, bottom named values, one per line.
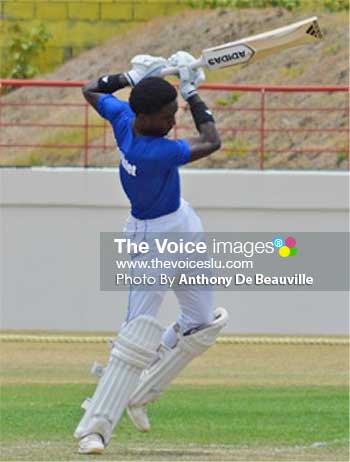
left=0, top=168, right=349, bottom=334
left=0, top=0, right=188, bottom=74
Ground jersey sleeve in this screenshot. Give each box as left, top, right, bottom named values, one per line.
left=155, top=139, right=191, bottom=170
left=97, top=94, right=132, bottom=122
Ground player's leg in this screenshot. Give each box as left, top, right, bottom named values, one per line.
left=159, top=283, right=215, bottom=353
left=74, top=314, right=163, bottom=453
left=127, top=201, right=221, bottom=430
left=76, top=234, right=169, bottom=451
left=127, top=298, right=227, bottom=431
left=122, top=216, right=172, bottom=324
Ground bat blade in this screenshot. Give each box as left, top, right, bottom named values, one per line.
left=202, top=17, right=323, bottom=71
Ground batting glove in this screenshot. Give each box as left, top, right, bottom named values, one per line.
left=168, top=50, right=198, bottom=68
left=125, top=54, right=168, bottom=87
left=168, top=51, right=205, bottom=100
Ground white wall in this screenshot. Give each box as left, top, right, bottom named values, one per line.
left=1, top=168, right=349, bottom=334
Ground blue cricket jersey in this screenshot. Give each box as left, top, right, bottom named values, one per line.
left=97, top=94, right=191, bottom=220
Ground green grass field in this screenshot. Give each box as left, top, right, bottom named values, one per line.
left=0, top=339, right=349, bottom=461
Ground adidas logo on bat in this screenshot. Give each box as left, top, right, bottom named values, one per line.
left=204, top=44, right=254, bottom=69
left=306, top=23, right=322, bottom=39
left=208, top=51, right=246, bottom=66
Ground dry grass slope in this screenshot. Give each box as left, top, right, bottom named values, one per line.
left=1, top=8, right=349, bottom=169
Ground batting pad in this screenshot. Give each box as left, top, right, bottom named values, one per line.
left=129, top=307, right=228, bottom=407
left=74, top=315, right=163, bottom=444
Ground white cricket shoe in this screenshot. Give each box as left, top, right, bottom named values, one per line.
left=127, top=405, right=150, bottom=432
left=78, top=433, right=105, bottom=454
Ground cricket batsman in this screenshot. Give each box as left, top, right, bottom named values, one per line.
left=75, top=52, right=228, bottom=454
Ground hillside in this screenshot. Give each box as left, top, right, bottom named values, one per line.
left=1, top=8, right=349, bottom=169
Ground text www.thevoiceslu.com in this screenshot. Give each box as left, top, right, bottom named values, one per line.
left=115, top=257, right=253, bottom=270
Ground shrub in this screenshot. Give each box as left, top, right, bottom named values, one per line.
left=7, top=23, right=51, bottom=79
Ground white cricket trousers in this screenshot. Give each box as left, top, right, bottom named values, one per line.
left=122, top=198, right=214, bottom=346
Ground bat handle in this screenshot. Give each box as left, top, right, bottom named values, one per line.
left=160, top=57, right=205, bottom=77
left=160, top=66, right=180, bottom=77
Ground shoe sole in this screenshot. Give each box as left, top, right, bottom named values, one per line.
left=78, top=447, right=104, bottom=455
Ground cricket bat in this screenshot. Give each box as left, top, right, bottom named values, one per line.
left=161, top=17, right=322, bottom=75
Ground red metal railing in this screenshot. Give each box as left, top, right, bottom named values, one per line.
left=0, top=79, right=349, bottom=169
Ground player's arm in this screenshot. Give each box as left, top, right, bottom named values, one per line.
left=82, top=74, right=129, bottom=111
left=82, top=55, right=168, bottom=112
left=167, top=52, right=221, bottom=163
left=185, top=94, right=221, bottom=162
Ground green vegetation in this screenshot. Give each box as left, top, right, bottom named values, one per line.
left=5, top=23, right=51, bottom=79
left=336, top=151, right=347, bottom=167
left=322, top=43, right=342, bottom=56
left=188, top=0, right=349, bottom=12
left=225, top=138, right=254, bottom=158
left=281, top=63, right=305, bottom=79
left=14, top=114, right=104, bottom=167
left=216, top=91, right=242, bottom=106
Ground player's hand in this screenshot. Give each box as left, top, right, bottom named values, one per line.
left=167, top=51, right=205, bottom=100
left=168, top=50, right=201, bottom=68
left=177, top=65, right=205, bottom=100
left=125, top=55, right=167, bottom=87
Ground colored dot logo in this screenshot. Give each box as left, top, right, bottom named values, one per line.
left=272, top=236, right=298, bottom=257
left=272, top=236, right=284, bottom=248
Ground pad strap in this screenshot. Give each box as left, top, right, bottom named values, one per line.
left=129, top=307, right=228, bottom=407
